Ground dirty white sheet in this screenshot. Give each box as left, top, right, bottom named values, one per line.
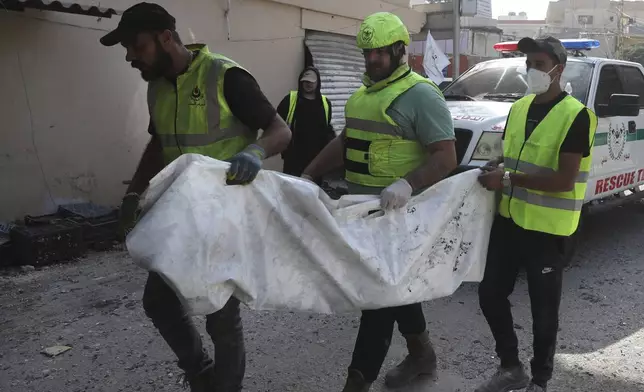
left=127, top=154, right=495, bottom=315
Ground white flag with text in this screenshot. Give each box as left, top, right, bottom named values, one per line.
left=423, top=30, right=451, bottom=85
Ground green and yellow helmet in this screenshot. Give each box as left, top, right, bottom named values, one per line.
left=356, top=12, right=410, bottom=50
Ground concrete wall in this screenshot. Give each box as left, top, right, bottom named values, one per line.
left=0, top=10, right=148, bottom=221
left=496, top=22, right=547, bottom=40
left=0, top=0, right=304, bottom=221
left=0, top=0, right=426, bottom=221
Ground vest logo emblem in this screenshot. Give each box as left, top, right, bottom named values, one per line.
left=189, top=86, right=205, bottom=106
left=361, top=25, right=375, bottom=46
left=608, top=122, right=626, bottom=161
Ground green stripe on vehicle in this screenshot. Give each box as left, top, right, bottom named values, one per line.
left=594, top=129, right=644, bottom=146
left=595, top=132, right=608, bottom=146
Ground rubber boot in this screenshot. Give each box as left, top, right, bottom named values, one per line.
left=526, top=382, right=547, bottom=392
left=342, top=369, right=372, bottom=392
left=182, top=366, right=217, bottom=392
left=474, top=364, right=529, bottom=392
left=384, top=331, right=437, bottom=388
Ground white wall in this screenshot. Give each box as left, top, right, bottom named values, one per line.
left=0, top=0, right=427, bottom=221
left=0, top=0, right=306, bottom=221
left=497, top=23, right=546, bottom=39
left=271, top=0, right=426, bottom=32
left=0, top=10, right=150, bottom=221
left=471, top=31, right=498, bottom=57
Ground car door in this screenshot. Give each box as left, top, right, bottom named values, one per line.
left=615, top=65, right=644, bottom=185
left=588, top=63, right=644, bottom=200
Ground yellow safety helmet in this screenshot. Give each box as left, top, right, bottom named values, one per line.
left=356, top=12, right=410, bottom=50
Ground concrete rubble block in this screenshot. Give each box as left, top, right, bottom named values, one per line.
left=41, top=345, right=72, bottom=357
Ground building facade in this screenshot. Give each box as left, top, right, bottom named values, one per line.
left=545, top=0, right=644, bottom=57
left=0, top=0, right=427, bottom=221
left=408, top=9, right=502, bottom=77
left=497, top=12, right=547, bottom=40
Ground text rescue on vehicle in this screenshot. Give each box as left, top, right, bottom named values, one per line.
left=594, top=169, right=644, bottom=195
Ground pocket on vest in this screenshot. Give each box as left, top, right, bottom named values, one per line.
left=368, top=140, right=425, bottom=178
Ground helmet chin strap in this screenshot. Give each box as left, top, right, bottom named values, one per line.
left=384, top=44, right=404, bottom=78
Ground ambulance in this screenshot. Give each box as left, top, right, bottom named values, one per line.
left=445, top=39, right=644, bottom=260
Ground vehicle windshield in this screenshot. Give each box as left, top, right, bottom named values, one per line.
left=443, top=60, right=593, bottom=104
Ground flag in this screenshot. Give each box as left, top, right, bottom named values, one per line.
left=423, top=30, right=451, bottom=85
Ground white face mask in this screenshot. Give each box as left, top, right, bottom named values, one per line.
left=526, top=66, right=558, bottom=95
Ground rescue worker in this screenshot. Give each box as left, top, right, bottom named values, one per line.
left=277, top=66, right=335, bottom=177
left=477, top=36, right=596, bottom=392
left=302, top=12, right=457, bottom=391
left=101, top=3, right=291, bottom=391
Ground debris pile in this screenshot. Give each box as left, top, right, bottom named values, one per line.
left=0, top=203, right=119, bottom=268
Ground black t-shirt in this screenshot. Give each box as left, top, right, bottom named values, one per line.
left=503, top=92, right=591, bottom=157
left=276, top=94, right=335, bottom=176
left=148, top=66, right=276, bottom=134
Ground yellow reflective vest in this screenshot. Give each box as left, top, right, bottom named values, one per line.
left=147, top=44, right=258, bottom=164
left=344, top=64, right=442, bottom=188
left=285, top=91, right=330, bottom=127
left=500, top=94, right=597, bottom=236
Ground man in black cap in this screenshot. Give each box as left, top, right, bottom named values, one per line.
left=476, top=36, right=596, bottom=392
left=101, top=3, right=291, bottom=392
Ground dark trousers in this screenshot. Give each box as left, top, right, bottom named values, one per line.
left=478, top=217, right=565, bottom=386
left=142, top=272, right=245, bottom=392
left=282, top=158, right=306, bottom=177
left=349, top=303, right=427, bottom=382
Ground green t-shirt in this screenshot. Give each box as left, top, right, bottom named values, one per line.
left=347, top=82, right=455, bottom=195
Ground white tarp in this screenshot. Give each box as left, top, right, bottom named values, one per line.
left=127, top=154, right=495, bottom=315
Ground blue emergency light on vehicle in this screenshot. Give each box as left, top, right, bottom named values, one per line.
left=493, top=38, right=600, bottom=53
left=561, top=38, right=601, bottom=50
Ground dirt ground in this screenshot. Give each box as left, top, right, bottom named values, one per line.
left=1, top=203, right=644, bottom=392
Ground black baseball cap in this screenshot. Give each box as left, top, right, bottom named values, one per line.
left=518, top=36, right=567, bottom=65
left=100, top=2, right=176, bottom=46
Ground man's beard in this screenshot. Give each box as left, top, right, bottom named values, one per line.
left=366, top=64, right=389, bottom=82
left=366, top=59, right=401, bottom=82
left=132, top=49, right=173, bottom=82
left=366, top=49, right=403, bottom=82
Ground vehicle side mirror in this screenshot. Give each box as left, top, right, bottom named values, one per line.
left=596, top=93, right=640, bottom=117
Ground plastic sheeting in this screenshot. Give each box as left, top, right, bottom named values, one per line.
left=127, top=154, right=496, bottom=315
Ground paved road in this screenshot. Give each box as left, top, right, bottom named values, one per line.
left=1, top=203, right=644, bottom=392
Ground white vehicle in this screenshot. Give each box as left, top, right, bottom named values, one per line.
left=444, top=39, right=644, bottom=259
left=438, top=77, right=452, bottom=91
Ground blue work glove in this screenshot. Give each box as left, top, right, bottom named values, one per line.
left=226, top=144, right=266, bottom=185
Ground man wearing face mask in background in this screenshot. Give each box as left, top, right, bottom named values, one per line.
left=476, top=37, right=596, bottom=392
left=277, top=66, right=335, bottom=177
left=101, top=3, right=291, bottom=391
left=302, top=12, right=456, bottom=392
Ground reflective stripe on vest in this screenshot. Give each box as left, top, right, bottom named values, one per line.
left=499, top=94, right=597, bottom=236
left=344, top=65, right=441, bottom=188
left=502, top=187, right=585, bottom=211
left=503, top=158, right=590, bottom=183
left=147, top=44, right=257, bottom=164
left=285, top=91, right=330, bottom=127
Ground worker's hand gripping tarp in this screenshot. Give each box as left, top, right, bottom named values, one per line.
left=126, top=154, right=495, bottom=315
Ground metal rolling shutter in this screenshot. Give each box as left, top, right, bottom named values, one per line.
left=305, top=31, right=365, bottom=132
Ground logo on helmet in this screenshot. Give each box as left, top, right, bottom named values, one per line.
left=361, top=25, right=375, bottom=46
